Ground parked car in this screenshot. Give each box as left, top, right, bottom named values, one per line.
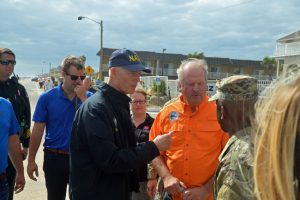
left=31, top=77, right=38, bottom=82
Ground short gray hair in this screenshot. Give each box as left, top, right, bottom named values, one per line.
left=177, top=58, right=208, bottom=82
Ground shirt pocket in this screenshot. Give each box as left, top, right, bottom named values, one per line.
left=194, top=118, right=222, bottom=149
left=163, top=122, right=185, bottom=153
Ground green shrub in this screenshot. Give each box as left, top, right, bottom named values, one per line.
left=151, top=79, right=166, bottom=95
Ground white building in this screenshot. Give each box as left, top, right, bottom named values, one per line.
left=273, top=30, right=300, bottom=76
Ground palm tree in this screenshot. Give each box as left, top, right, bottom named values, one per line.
left=79, top=55, right=86, bottom=65
left=187, top=51, right=205, bottom=59
left=261, top=56, right=276, bottom=79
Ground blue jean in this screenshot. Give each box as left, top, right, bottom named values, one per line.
left=0, top=179, right=9, bottom=200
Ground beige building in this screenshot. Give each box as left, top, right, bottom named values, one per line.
left=97, top=48, right=268, bottom=80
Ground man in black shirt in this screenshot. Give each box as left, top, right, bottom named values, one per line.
left=70, top=48, right=173, bottom=200
left=0, top=48, right=31, bottom=200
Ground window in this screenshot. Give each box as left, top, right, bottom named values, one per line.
left=142, top=61, right=152, bottom=67
left=210, top=67, right=219, bottom=73
left=233, top=67, right=243, bottom=74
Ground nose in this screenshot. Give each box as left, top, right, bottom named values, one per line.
left=75, top=77, right=83, bottom=84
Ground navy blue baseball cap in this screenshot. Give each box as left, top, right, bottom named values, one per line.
left=108, top=48, right=151, bottom=73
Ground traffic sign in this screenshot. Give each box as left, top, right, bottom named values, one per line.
left=85, top=65, right=94, bottom=75
left=156, top=77, right=161, bottom=86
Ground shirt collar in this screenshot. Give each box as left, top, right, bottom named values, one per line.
left=178, top=94, right=209, bottom=115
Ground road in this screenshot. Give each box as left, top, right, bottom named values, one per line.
left=13, top=78, right=159, bottom=200
left=14, top=78, right=49, bottom=200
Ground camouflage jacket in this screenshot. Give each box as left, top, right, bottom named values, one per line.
left=214, top=127, right=256, bottom=200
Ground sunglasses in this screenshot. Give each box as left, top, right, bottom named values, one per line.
left=130, top=100, right=146, bottom=105
left=64, top=71, right=86, bottom=81
left=0, top=60, right=16, bottom=66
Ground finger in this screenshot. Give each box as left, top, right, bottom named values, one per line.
left=28, top=173, right=37, bottom=181
left=27, top=169, right=37, bottom=181
left=14, top=183, right=25, bottom=193
left=167, top=131, right=175, bottom=136
left=35, top=169, right=39, bottom=178
left=147, top=187, right=154, bottom=198
left=179, top=181, right=187, bottom=189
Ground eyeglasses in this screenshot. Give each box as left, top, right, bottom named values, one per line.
left=130, top=100, right=146, bottom=105
left=0, top=60, right=16, bottom=66
left=64, top=71, right=86, bottom=81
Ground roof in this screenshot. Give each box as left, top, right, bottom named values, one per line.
left=277, top=30, right=300, bottom=43
left=100, top=48, right=186, bottom=61
left=206, top=57, right=262, bottom=68
left=99, top=48, right=262, bottom=68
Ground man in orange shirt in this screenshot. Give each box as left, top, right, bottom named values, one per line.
left=148, top=58, right=228, bottom=200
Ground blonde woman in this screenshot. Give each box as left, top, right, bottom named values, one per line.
left=254, top=73, right=300, bottom=200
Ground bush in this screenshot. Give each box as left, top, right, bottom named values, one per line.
left=151, top=79, right=166, bottom=96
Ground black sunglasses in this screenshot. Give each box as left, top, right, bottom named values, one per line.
left=64, top=71, right=86, bottom=81
left=0, top=60, right=16, bottom=66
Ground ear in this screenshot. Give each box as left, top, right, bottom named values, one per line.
left=109, top=67, right=117, bottom=77
left=61, top=70, right=66, bottom=77
left=178, top=81, right=182, bottom=92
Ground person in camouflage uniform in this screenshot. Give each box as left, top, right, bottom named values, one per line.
left=208, top=75, right=258, bottom=200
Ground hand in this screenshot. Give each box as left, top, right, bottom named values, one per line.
left=163, top=175, right=186, bottom=196
left=27, top=161, right=39, bottom=181
left=182, top=186, right=210, bottom=200
left=153, top=131, right=174, bottom=151
left=14, top=172, right=25, bottom=193
left=147, top=179, right=157, bottom=199
left=22, top=148, right=28, bottom=160
left=74, top=84, right=87, bottom=102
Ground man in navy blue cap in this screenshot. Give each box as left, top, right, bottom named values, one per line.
left=70, top=48, right=174, bottom=200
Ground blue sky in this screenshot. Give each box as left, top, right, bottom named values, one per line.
left=1, top=0, right=299, bottom=76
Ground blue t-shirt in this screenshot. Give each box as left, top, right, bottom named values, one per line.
left=0, top=97, right=20, bottom=174
left=33, top=84, right=92, bottom=151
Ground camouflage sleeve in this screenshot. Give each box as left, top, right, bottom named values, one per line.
left=216, top=147, right=256, bottom=199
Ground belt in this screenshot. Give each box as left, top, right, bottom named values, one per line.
left=45, top=148, right=69, bottom=155
left=0, top=172, right=7, bottom=181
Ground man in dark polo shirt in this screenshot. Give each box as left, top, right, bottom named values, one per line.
left=27, top=56, right=92, bottom=200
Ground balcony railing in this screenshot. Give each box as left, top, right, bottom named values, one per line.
left=274, top=42, right=300, bottom=57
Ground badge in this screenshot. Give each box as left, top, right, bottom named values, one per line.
left=169, top=111, right=179, bottom=122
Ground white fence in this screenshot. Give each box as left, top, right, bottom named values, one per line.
left=104, top=76, right=273, bottom=100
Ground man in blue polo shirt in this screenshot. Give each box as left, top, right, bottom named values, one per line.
left=0, top=97, right=25, bottom=200
left=27, top=56, right=92, bottom=200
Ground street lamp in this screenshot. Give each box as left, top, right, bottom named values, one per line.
left=78, top=16, right=103, bottom=80
left=42, top=61, right=46, bottom=75
left=162, top=48, right=166, bottom=76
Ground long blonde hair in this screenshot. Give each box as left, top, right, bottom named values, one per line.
left=254, top=74, right=300, bottom=200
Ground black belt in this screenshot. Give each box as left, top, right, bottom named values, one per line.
left=0, top=172, right=7, bottom=181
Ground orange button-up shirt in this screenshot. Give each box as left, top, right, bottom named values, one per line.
left=149, top=95, right=229, bottom=199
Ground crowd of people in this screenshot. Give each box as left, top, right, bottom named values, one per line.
left=0, top=47, right=299, bottom=200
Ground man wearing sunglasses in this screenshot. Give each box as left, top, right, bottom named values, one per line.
left=27, top=56, right=92, bottom=200
left=0, top=48, right=31, bottom=200
left=70, top=48, right=174, bottom=200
